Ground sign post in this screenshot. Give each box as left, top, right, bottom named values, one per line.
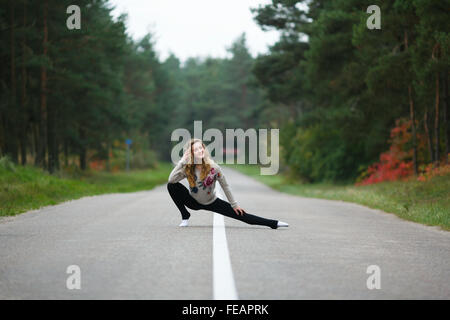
left=125, top=139, right=132, bottom=171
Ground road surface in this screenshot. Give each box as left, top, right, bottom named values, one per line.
left=0, top=166, right=449, bottom=299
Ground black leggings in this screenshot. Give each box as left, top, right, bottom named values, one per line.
left=167, top=182, right=279, bottom=229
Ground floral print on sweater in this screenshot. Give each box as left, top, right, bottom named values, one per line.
left=192, top=167, right=220, bottom=194
left=168, top=159, right=238, bottom=208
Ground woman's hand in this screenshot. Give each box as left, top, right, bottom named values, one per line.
left=233, top=206, right=246, bottom=215
left=181, top=148, right=191, bottom=164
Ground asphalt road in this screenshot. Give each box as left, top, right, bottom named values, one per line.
left=0, top=166, right=449, bottom=299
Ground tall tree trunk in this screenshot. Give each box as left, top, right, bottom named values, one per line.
left=424, top=108, right=434, bottom=163
left=79, top=147, right=86, bottom=170
left=0, top=116, right=6, bottom=158
left=9, top=0, right=19, bottom=163
left=79, top=126, right=87, bottom=170
left=47, top=104, right=56, bottom=173
left=48, top=104, right=60, bottom=172
left=20, top=0, right=28, bottom=165
left=434, top=72, right=440, bottom=167
left=0, top=36, right=3, bottom=156
left=33, top=122, right=39, bottom=165
left=55, top=133, right=60, bottom=171
left=405, top=30, right=418, bottom=175
left=64, top=139, right=69, bottom=167
left=105, top=140, right=111, bottom=172
left=1, top=19, right=6, bottom=157
left=408, top=85, right=418, bottom=175
left=38, top=0, right=48, bottom=169
left=443, top=72, right=449, bottom=164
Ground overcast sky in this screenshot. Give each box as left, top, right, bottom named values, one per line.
left=107, top=0, right=282, bottom=64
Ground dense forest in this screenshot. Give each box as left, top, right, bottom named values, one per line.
left=1, top=0, right=449, bottom=183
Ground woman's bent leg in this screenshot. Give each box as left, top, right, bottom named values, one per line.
left=167, top=182, right=203, bottom=220
left=205, top=198, right=278, bottom=229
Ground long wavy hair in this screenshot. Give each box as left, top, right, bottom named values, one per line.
left=183, top=138, right=216, bottom=188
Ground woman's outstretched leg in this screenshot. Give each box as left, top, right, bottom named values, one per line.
left=205, top=198, right=279, bottom=229
left=167, top=182, right=203, bottom=220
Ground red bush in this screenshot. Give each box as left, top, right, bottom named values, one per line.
left=357, top=118, right=414, bottom=185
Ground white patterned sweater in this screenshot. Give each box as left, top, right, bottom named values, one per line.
left=168, top=158, right=238, bottom=209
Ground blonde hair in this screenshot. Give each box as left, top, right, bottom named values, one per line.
left=183, top=138, right=216, bottom=188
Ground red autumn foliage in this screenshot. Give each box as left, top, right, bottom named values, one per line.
left=357, top=118, right=414, bottom=185
left=89, top=159, right=105, bottom=171
left=417, top=162, right=450, bottom=181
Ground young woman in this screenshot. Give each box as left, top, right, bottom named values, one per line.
left=167, top=138, right=289, bottom=229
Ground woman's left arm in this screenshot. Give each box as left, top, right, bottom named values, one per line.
left=216, top=166, right=246, bottom=215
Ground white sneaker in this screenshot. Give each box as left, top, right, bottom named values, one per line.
left=179, top=219, right=189, bottom=227
left=277, top=221, right=289, bottom=228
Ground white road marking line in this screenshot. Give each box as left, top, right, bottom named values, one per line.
left=213, top=188, right=238, bottom=300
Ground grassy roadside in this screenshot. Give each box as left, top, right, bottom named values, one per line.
left=225, top=164, right=450, bottom=231
left=0, top=158, right=173, bottom=217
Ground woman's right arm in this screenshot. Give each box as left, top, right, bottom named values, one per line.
left=168, top=158, right=187, bottom=183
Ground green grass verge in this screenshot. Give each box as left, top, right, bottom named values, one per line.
left=0, top=160, right=173, bottom=217
left=225, top=164, right=450, bottom=231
